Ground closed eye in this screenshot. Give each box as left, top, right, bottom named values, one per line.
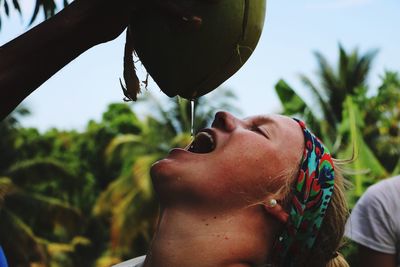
left=251, top=125, right=270, bottom=139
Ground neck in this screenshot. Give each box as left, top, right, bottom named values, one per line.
left=143, top=206, right=279, bottom=267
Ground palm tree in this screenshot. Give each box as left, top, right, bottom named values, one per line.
left=274, top=45, right=389, bottom=203
left=338, top=97, right=387, bottom=202
left=0, top=108, right=95, bottom=266
left=0, top=0, right=68, bottom=29
left=93, top=88, right=239, bottom=263
left=362, top=71, right=400, bottom=173
left=0, top=106, right=30, bottom=174
left=275, top=44, right=378, bottom=152
left=0, top=158, right=89, bottom=267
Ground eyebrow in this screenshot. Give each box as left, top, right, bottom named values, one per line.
left=244, top=114, right=272, bottom=122
left=251, top=115, right=274, bottom=124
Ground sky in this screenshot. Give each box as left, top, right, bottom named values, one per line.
left=1, top=0, right=399, bottom=131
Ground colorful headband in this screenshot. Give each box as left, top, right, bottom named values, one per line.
left=271, top=119, right=335, bottom=266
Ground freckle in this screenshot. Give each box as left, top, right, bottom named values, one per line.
left=205, top=223, right=209, bottom=226
left=225, top=237, right=229, bottom=240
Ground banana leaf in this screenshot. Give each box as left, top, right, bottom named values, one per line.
left=338, top=96, right=388, bottom=200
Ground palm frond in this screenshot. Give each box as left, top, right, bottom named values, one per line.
left=104, top=134, right=143, bottom=165
left=93, top=174, right=137, bottom=217
left=29, top=0, right=60, bottom=25
left=6, top=158, right=78, bottom=192
left=313, top=51, right=339, bottom=95
left=338, top=44, right=349, bottom=89
left=0, top=209, right=48, bottom=265
left=11, top=0, right=21, bottom=14
left=275, top=79, right=309, bottom=115
left=352, top=48, right=379, bottom=90
left=5, top=190, right=83, bottom=235
left=0, top=177, right=15, bottom=208
left=300, top=75, right=338, bottom=126
left=95, top=154, right=159, bottom=256
left=338, top=96, right=388, bottom=199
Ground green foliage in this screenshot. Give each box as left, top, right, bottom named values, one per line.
left=275, top=79, right=309, bottom=115
left=0, top=175, right=87, bottom=266
left=0, top=107, right=29, bottom=174
left=338, top=96, right=387, bottom=205
left=0, top=0, right=70, bottom=29
left=275, top=79, right=334, bottom=149
left=363, top=71, right=400, bottom=173
left=277, top=44, right=378, bottom=152
left=309, top=44, right=378, bottom=123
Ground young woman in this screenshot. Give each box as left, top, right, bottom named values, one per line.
left=115, top=111, right=349, bottom=267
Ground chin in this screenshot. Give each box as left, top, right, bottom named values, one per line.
left=150, top=158, right=181, bottom=186
left=150, top=158, right=192, bottom=205
left=150, top=158, right=168, bottom=180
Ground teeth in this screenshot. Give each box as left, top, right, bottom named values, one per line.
left=188, top=131, right=215, bottom=153
left=197, top=132, right=213, bottom=142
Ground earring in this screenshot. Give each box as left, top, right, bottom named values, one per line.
left=268, top=199, right=277, bottom=208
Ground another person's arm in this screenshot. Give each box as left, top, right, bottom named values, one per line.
left=0, top=0, right=132, bottom=120
left=359, top=245, right=396, bottom=267
left=0, top=0, right=208, bottom=121
left=345, top=178, right=400, bottom=267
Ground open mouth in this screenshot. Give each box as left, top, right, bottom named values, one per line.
left=187, top=130, right=216, bottom=154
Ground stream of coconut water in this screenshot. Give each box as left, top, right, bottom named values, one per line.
left=190, top=99, right=195, bottom=137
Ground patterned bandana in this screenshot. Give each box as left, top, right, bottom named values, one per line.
left=271, top=119, right=335, bottom=267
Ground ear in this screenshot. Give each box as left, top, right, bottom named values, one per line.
left=263, top=199, right=289, bottom=224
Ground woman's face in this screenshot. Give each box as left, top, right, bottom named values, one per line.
left=151, top=111, right=304, bottom=210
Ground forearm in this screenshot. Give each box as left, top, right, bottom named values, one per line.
left=0, top=0, right=129, bottom=120
left=359, top=245, right=397, bottom=267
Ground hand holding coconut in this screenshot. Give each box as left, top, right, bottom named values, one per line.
left=0, top=0, right=266, bottom=121
left=0, top=0, right=217, bottom=120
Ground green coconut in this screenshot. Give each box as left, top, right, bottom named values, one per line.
left=123, top=0, right=267, bottom=100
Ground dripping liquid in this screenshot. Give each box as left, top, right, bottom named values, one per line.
left=184, top=99, right=196, bottom=151
left=190, top=99, right=195, bottom=137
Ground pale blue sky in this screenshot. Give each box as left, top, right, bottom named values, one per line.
left=1, top=0, right=399, bottom=131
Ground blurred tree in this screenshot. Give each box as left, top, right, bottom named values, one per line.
left=274, top=45, right=393, bottom=200
left=362, top=71, right=400, bottom=173
left=275, top=44, right=378, bottom=151
left=0, top=160, right=89, bottom=267
left=338, top=96, right=388, bottom=203
left=80, top=103, right=143, bottom=192
left=0, top=106, right=29, bottom=174
left=0, top=108, right=94, bottom=267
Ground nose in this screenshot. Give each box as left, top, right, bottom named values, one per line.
left=211, top=111, right=238, bottom=132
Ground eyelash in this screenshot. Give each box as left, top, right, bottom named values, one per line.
left=251, top=124, right=269, bottom=138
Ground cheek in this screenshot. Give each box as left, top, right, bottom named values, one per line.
left=211, top=146, right=285, bottom=199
